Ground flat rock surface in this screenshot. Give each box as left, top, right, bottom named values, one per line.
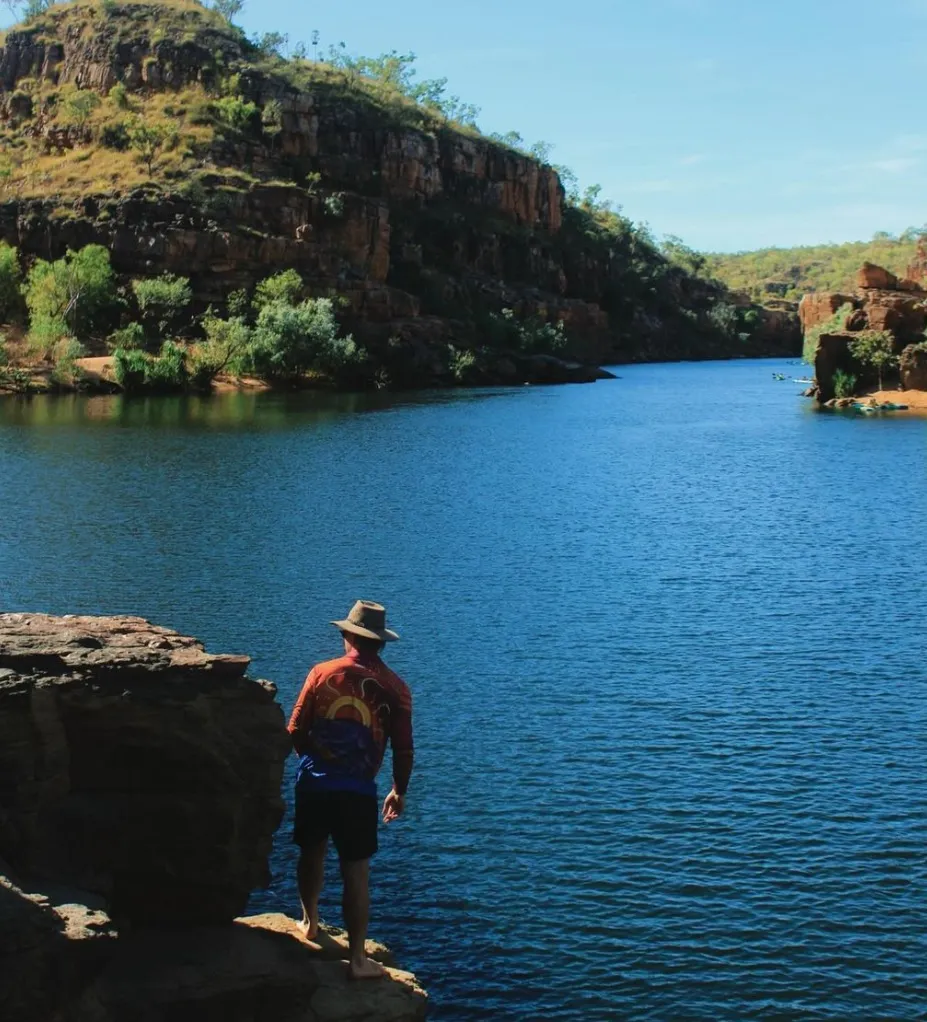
left=89, top=913, right=427, bottom=1022
left=0, top=612, right=256, bottom=680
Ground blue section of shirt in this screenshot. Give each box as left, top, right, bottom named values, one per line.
left=295, top=718, right=379, bottom=798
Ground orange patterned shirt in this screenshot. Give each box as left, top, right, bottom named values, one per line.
left=288, top=648, right=414, bottom=797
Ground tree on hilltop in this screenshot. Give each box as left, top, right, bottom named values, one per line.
left=2, top=0, right=53, bottom=21
left=211, top=0, right=244, bottom=25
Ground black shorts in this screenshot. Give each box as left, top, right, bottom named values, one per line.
left=293, top=788, right=379, bottom=862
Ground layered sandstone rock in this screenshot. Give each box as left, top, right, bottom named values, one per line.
left=857, top=262, right=898, bottom=290
left=798, top=292, right=857, bottom=334
left=900, top=344, right=927, bottom=390
left=813, top=332, right=858, bottom=402
left=0, top=613, right=289, bottom=924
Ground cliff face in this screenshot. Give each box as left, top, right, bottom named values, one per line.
left=0, top=613, right=288, bottom=923
left=0, top=1, right=798, bottom=372
left=0, top=613, right=426, bottom=1022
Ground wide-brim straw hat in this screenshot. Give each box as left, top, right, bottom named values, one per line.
left=332, top=600, right=400, bottom=642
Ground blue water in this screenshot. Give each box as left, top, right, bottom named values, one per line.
left=1, top=360, right=926, bottom=1020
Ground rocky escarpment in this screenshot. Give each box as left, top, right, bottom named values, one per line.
left=0, top=613, right=426, bottom=1022
left=0, top=0, right=797, bottom=373
left=799, top=258, right=927, bottom=402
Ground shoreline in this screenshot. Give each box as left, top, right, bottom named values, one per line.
left=861, top=389, right=927, bottom=412
left=0, top=353, right=802, bottom=400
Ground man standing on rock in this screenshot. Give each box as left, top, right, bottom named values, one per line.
left=287, top=601, right=414, bottom=980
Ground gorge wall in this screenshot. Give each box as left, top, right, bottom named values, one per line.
left=0, top=613, right=427, bottom=1022
left=0, top=0, right=799, bottom=379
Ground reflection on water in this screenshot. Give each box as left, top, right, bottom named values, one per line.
left=0, top=387, right=518, bottom=431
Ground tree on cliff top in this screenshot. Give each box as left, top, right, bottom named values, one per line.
left=2, top=0, right=53, bottom=22
left=211, top=0, right=245, bottom=25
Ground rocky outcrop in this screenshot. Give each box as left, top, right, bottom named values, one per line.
left=800, top=263, right=927, bottom=401
left=0, top=613, right=289, bottom=924
left=900, top=344, right=927, bottom=390
left=799, top=292, right=857, bottom=334
left=0, top=614, right=426, bottom=1022
left=1, top=879, right=427, bottom=1022
left=857, top=262, right=898, bottom=290
left=813, top=332, right=858, bottom=402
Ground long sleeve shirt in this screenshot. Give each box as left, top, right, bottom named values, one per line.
left=287, top=647, right=414, bottom=798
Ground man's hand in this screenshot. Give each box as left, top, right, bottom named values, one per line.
left=382, top=789, right=405, bottom=824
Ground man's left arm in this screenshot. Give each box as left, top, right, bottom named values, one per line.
left=287, top=669, right=318, bottom=757
left=383, top=686, right=413, bottom=823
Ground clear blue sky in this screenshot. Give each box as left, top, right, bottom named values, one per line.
left=6, top=0, right=924, bottom=251
left=233, top=0, right=924, bottom=252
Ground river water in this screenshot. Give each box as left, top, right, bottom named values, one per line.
left=1, top=360, right=925, bottom=1021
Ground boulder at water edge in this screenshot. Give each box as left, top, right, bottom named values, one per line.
left=0, top=613, right=289, bottom=924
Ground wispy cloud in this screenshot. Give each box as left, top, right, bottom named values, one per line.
left=893, top=134, right=927, bottom=152
left=680, top=154, right=707, bottom=166
left=871, top=157, right=918, bottom=173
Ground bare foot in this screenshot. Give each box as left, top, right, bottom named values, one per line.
left=348, top=957, right=386, bottom=981
left=296, top=916, right=319, bottom=941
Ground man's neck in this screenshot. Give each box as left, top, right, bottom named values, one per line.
left=346, top=646, right=381, bottom=667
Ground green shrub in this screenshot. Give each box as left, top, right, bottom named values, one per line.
left=113, top=340, right=189, bottom=393
left=0, top=242, right=22, bottom=322
left=132, top=273, right=193, bottom=338
left=109, top=322, right=146, bottom=350
left=50, top=337, right=86, bottom=387
left=707, top=301, right=740, bottom=339
left=832, top=369, right=858, bottom=399
left=449, top=346, right=477, bottom=382
left=213, top=94, right=259, bottom=131
left=253, top=269, right=303, bottom=311
left=487, top=308, right=568, bottom=355
left=109, top=83, right=130, bottom=110
left=245, top=296, right=359, bottom=380
left=112, top=346, right=149, bottom=393
left=59, top=87, right=101, bottom=130
left=323, top=193, right=345, bottom=218
left=146, top=340, right=189, bottom=389
left=127, top=120, right=177, bottom=175
left=24, top=245, right=118, bottom=342
left=227, top=288, right=250, bottom=319
left=26, top=317, right=69, bottom=359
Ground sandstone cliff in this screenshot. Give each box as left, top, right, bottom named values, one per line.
left=0, top=613, right=426, bottom=1022
left=0, top=0, right=798, bottom=380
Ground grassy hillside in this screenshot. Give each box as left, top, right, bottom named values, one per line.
left=703, top=233, right=923, bottom=301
